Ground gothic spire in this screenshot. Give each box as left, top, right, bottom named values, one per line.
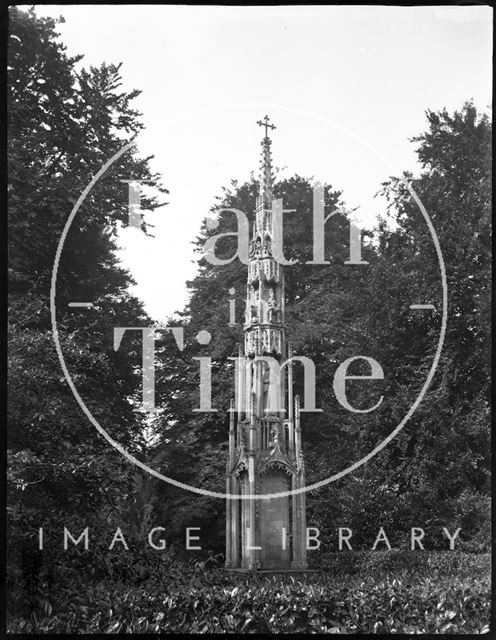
left=256, top=115, right=276, bottom=207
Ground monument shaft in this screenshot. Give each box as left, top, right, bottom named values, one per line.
left=225, top=119, right=308, bottom=570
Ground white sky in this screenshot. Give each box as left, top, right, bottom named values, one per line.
left=36, top=5, right=492, bottom=320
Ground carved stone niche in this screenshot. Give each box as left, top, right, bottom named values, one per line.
left=260, top=328, right=282, bottom=354
left=254, top=236, right=262, bottom=256
left=262, top=235, right=272, bottom=256
left=245, top=331, right=259, bottom=355
left=233, top=461, right=248, bottom=478
left=260, top=460, right=293, bottom=477
left=248, top=262, right=262, bottom=285
left=247, top=263, right=254, bottom=283
left=261, top=258, right=280, bottom=283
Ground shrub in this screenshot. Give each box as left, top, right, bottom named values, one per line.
left=7, top=552, right=491, bottom=634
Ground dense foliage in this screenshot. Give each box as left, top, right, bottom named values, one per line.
left=6, top=552, right=491, bottom=634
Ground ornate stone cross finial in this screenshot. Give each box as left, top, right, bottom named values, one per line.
left=257, top=115, right=276, bottom=138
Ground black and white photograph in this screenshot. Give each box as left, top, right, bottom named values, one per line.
left=5, top=3, right=492, bottom=635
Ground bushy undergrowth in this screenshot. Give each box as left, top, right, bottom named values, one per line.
left=7, top=552, right=490, bottom=634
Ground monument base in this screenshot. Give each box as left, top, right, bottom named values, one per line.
left=225, top=567, right=319, bottom=576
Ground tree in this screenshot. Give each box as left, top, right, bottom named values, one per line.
left=360, top=102, right=491, bottom=548
left=311, top=102, right=491, bottom=550
left=8, top=6, right=167, bottom=608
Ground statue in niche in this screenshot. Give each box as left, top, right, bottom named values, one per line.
left=249, top=360, right=269, bottom=414
left=262, top=236, right=271, bottom=256
left=249, top=286, right=259, bottom=323
left=247, top=332, right=256, bottom=354
left=267, top=288, right=280, bottom=323
left=270, top=423, right=280, bottom=447
left=250, top=360, right=260, bottom=414
left=254, top=237, right=262, bottom=256
left=262, top=362, right=271, bottom=413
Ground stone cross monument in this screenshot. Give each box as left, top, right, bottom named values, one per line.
left=225, top=117, right=308, bottom=571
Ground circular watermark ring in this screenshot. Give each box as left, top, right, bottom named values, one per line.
left=50, top=103, right=447, bottom=500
